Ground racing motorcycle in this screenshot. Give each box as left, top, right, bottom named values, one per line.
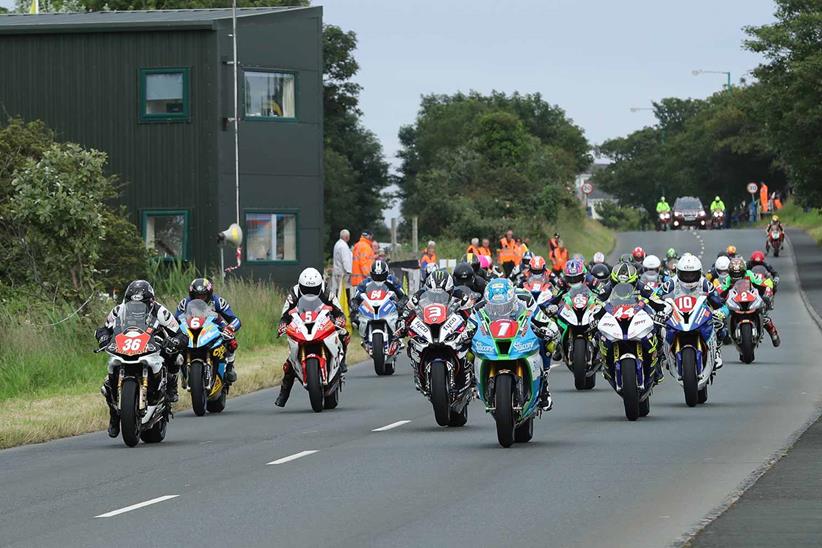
left=180, top=299, right=230, bottom=416
left=285, top=295, right=344, bottom=412
left=356, top=281, right=401, bottom=376
left=472, top=300, right=546, bottom=447
left=406, top=289, right=472, bottom=427
left=99, top=301, right=170, bottom=447
left=657, top=211, right=671, bottom=231
left=766, top=227, right=784, bottom=257
left=555, top=285, right=601, bottom=390
left=710, top=210, right=725, bottom=230
left=522, top=274, right=555, bottom=307
left=725, top=279, right=765, bottom=364
left=596, top=283, right=659, bottom=421
left=663, top=293, right=716, bottom=407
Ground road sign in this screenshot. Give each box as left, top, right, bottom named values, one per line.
left=747, top=182, right=758, bottom=194
left=582, top=182, right=594, bottom=195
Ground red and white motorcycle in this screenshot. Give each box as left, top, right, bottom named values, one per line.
left=285, top=295, right=344, bottom=412
left=766, top=227, right=784, bottom=257
left=725, top=280, right=765, bottom=364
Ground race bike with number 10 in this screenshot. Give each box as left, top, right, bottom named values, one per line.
left=663, top=293, right=716, bottom=407
left=180, top=299, right=230, bottom=416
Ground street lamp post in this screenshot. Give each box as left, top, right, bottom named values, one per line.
left=692, top=69, right=732, bottom=90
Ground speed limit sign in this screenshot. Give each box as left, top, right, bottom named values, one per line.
left=747, top=182, right=758, bottom=194
left=582, top=182, right=594, bottom=195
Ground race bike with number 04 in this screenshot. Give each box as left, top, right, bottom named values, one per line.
left=357, top=281, right=401, bottom=376
left=471, top=300, right=546, bottom=447
left=285, top=295, right=344, bottom=412
left=663, top=292, right=717, bottom=407
left=725, top=279, right=765, bottom=364
left=99, top=301, right=170, bottom=447
left=406, top=289, right=473, bottom=428
left=555, top=284, right=602, bottom=390
left=596, top=283, right=660, bottom=421
left=180, top=299, right=230, bottom=416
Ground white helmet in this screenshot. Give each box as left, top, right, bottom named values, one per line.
left=676, top=253, right=703, bottom=290
left=642, top=254, right=661, bottom=272
left=298, top=267, right=324, bottom=296
left=592, top=252, right=606, bottom=264
left=714, top=256, right=731, bottom=273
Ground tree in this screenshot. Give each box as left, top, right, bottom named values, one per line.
left=745, top=0, right=822, bottom=206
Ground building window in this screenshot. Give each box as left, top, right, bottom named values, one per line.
left=140, top=68, right=190, bottom=122
left=245, top=211, right=298, bottom=263
left=243, top=71, right=296, bottom=119
left=143, top=210, right=188, bottom=260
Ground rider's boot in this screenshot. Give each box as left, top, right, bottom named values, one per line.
left=224, top=352, right=237, bottom=384
left=166, top=373, right=179, bottom=403
left=101, top=374, right=120, bottom=438
left=764, top=316, right=781, bottom=347
left=274, top=364, right=295, bottom=408
left=539, top=370, right=553, bottom=411
left=339, top=329, right=350, bottom=373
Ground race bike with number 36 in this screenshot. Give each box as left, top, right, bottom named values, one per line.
left=405, top=289, right=472, bottom=428
left=100, top=301, right=171, bottom=447
left=180, top=299, right=230, bottom=416
left=357, top=281, right=401, bottom=376
left=663, top=292, right=716, bottom=407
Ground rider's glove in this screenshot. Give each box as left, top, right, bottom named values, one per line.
left=544, top=304, right=558, bottom=316
left=95, top=327, right=110, bottom=348
left=653, top=311, right=670, bottom=326
left=277, top=321, right=288, bottom=337
left=221, top=326, right=236, bottom=340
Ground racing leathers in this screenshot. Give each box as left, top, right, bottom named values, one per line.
left=275, top=286, right=350, bottom=407
left=176, top=294, right=241, bottom=383
left=95, top=302, right=187, bottom=436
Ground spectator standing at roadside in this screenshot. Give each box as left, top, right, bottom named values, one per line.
left=759, top=182, right=769, bottom=214
left=420, top=241, right=438, bottom=270
left=351, top=231, right=375, bottom=287
left=330, top=229, right=352, bottom=299
left=548, top=232, right=561, bottom=255
left=466, top=237, right=481, bottom=256
left=498, top=230, right=517, bottom=277
left=479, top=238, right=493, bottom=260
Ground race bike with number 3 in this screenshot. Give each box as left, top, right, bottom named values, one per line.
left=180, top=299, right=230, bottom=416
left=663, top=292, right=717, bottom=407
left=725, top=279, right=765, bottom=364
left=357, top=281, right=401, bottom=376
left=471, top=301, right=546, bottom=447
left=100, top=301, right=170, bottom=447
left=285, top=295, right=344, bottom=412
left=405, top=289, right=472, bottom=428
left=555, top=284, right=602, bottom=390
left=596, top=283, right=659, bottom=421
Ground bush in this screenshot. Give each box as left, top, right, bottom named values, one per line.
left=595, top=201, right=648, bottom=231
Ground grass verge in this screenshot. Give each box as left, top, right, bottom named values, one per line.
left=768, top=202, right=822, bottom=244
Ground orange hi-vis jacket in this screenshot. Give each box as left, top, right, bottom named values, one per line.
left=551, top=247, right=569, bottom=272
left=420, top=252, right=438, bottom=269
left=498, top=238, right=517, bottom=264
left=351, top=236, right=375, bottom=286
left=466, top=244, right=481, bottom=256
left=477, top=246, right=492, bottom=257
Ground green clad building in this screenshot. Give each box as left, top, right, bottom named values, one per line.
left=0, top=7, right=324, bottom=283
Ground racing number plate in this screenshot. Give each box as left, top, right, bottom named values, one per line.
left=369, top=289, right=388, bottom=300
left=422, top=304, right=448, bottom=325
left=573, top=293, right=588, bottom=309
left=114, top=331, right=150, bottom=356
left=674, top=295, right=696, bottom=313
left=489, top=319, right=519, bottom=339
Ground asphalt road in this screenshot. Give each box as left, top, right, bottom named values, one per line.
left=2, top=228, right=821, bottom=548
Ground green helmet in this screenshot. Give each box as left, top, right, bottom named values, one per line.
left=611, top=263, right=638, bottom=284
left=666, top=248, right=678, bottom=260
left=618, top=253, right=633, bottom=264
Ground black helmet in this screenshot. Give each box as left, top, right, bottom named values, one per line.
left=453, top=262, right=474, bottom=286
left=124, top=280, right=155, bottom=305
left=189, top=278, right=213, bottom=302
left=591, top=263, right=610, bottom=282
left=469, top=254, right=481, bottom=273
left=729, top=257, right=747, bottom=281
left=371, top=259, right=389, bottom=283
left=425, top=269, right=454, bottom=292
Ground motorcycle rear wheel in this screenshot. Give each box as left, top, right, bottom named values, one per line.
left=189, top=362, right=207, bottom=417
left=372, top=332, right=386, bottom=375
left=140, top=413, right=167, bottom=443
left=206, top=387, right=227, bottom=413
left=448, top=404, right=468, bottom=427
left=430, top=362, right=450, bottom=427
left=514, top=416, right=534, bottom=443
left=306, top=357, right=324, bottom=412
left=682, top=347, right=699, bottom=407
left=698, top=385, right=708, bottom=404
left=324, top=382, right=340, bottom=409
left=621, top=359, right=640, bottom=421
left=120, top=379, right=140, bottom=447
left=639, top=397, right=650, bottom=417
left=494, top=374, right=515, bottom=447
left=740, top=323, right=755, bottom=364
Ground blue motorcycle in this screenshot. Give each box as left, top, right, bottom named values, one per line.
left=180, top=299, right=229, bottom=416
left=663, top=293, right=717, bottom=407
left=356, top=281, right=401, bottom=375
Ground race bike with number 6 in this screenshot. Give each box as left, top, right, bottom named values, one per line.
left=180, top=299, right=230, bottom=416
left=357, top=281, right=401, bottom=376
left=663, top=292, right=717, bottom=407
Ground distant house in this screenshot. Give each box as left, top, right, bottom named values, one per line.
left=575, top=163, right=616, bottom=220
left=0, top=7, right=324, bottom=284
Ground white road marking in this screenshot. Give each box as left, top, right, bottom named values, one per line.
left=95, top=495, right=179, bottom=518
left=372, top=420, right=411, bottom=432
left=266, top=450, right=318, bottom=465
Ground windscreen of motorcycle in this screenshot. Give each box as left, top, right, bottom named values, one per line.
left=119, top=302, right=150, bottom=331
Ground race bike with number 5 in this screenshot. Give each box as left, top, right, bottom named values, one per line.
left=100, top=301, right=170, bottom=447
left=725, top=279, right=765, bottom=364
left=663, top=292, right=717, bottom=407
left=405, top=289, right=472, bottom=428
left=285, top=295, right=344, bottom=412
left=556, top=284, right=602, bottom=390
left=596, top=283, right=660, bottom=421
left=357, top=281, right=401, bottom=376
left=180, top=299, right=230, bottom=416
left=471, top=300, right=546, bottom=447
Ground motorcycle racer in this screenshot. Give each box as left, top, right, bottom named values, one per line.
left=721, top=258, right=781, bottom=347
left=350, top=259, right=407, bottom=329
left=95, top=280, right=188, bottom=437
left=749, top=250, right=780, bottom=292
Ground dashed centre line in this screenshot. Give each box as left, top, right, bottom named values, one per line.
left=372, top=420, right=411, bottom=432
left=266, top=450, right=318, bottom=465
left=95, top=495, right=179, bottom=518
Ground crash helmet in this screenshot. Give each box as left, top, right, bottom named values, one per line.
left=642, top=254, right=661, bottom=274
left=592, top=252, right=606, bottom=264
left=478, top=255, right=493, bottom=271
left=611, top=263, right=638, bottom=285
left=298, top=268, right=324, bottom=296
left=468, top=253, right=481, bottom=273
left=484, top=278, right=516, bottom=317
left=370, top=259, right=390, bottom=283
left=521, top=251, right=534, bottom=265
left=750, top=251, right=766, bottom=265
left=189, top=278, right=213, bottom=302
left=726, top=245, right=737, bottom=258
left=632, top=246, right=646, bottom=263
left=666, top=248, right=678, bottom=260
left=677, top=254, right=703, bottom=290
left=619, top=253, right=633, bottom=265
left=591, top=263, right=610, bottom=283
left=529, top=255, right=547, bottom=276
left=772, top=215, right=779, bottom=222
left=124, top=280, right=155, bottom=305
left=425, top=269, right=454, bottom=292
left=729, top=257, right=747, bottom=281
left=563, top=259, right=586, bottom=285
left=453, top=262, right=474, bottom=286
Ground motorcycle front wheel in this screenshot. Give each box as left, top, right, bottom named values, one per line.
left=740, top=323, right=755, bottom=364
left=189, top=362, right=207, bottom=416
left=306, top=357, right=324, bottom=412
left=494, top=374, right=515, bottom=447
left=430, top=362, right=450, bottom=427
left=120, top=379, right=140, bottom=447
left=372, top=332, right=386, bottom=375
left=620, top=358, right=640, bottom=421
left=681, top=347, right=699, bottom=407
